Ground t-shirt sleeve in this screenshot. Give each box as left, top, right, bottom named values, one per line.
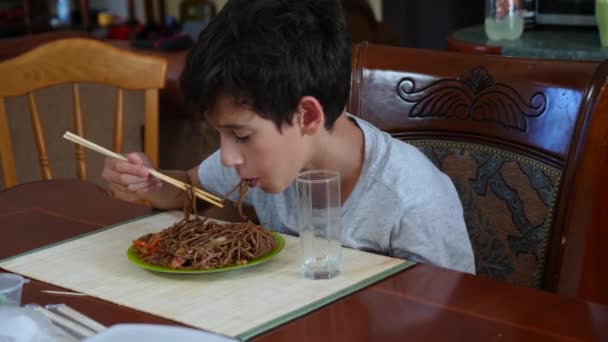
left=389, top=196, right=476, bottom=275
left=197, top=150, right=254, bottom=206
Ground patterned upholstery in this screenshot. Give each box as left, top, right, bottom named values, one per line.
left=404, top=140, right=561, bottom=288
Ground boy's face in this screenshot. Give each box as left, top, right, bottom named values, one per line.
left=207, top=94, right=312, bottom=194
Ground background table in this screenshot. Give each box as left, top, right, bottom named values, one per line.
left=448, top=25, right=608, bottom=61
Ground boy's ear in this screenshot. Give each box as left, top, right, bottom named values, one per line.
left=296, top=96, right=324, bottom=135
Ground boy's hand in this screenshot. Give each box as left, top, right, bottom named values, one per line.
left=101, top=152, right=162, bottom=203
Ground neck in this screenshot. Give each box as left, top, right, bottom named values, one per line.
left=310, top=114, right=365, bottom=203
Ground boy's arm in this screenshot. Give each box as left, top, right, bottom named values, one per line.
left=389, top=214, right=475, bottom=275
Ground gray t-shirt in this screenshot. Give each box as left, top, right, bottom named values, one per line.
left=198, top=115, right=475, bottom=274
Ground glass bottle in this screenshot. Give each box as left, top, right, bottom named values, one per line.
left=597, top=0, right=608, bottom=47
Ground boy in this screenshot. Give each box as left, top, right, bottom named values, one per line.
left=102, top=0, right=475, bottom=274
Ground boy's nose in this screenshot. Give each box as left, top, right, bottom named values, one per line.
left=220, top=140, right=244, bottom=168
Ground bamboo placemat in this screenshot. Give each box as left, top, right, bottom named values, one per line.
left=0, top=212, right=415, bottom=340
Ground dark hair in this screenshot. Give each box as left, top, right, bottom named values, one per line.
left=180, top=0, right=351, bottom=130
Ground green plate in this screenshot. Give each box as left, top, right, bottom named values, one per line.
left=127, top=232, right=285, bottom=274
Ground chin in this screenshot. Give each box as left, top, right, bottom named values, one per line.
left=260, top=182, right=289, bottom=194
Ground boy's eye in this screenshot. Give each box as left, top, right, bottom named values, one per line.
left=235, top=135, right=250, bottom=144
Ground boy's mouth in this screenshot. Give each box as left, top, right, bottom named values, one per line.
left=244, top=178, right=260, bottom=188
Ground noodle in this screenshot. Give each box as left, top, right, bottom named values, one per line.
left=222, top=180, right=249, bottom=220
left=132, top=184, right=275, bottom=270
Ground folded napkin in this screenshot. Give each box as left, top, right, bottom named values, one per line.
left=84, top=324, right=236, bottom=342
left=0, top=306, right=75, bottom=342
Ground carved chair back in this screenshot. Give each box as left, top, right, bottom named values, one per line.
left=348, top=42, right=608, bottom=295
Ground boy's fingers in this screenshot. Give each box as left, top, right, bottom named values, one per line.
left=126, top=152, right=143, bottom=164
left=127, top=152, right=153, bottom=168
left=134, top=181, right=163, bottom=195
left=128, top=181, right=153, bottom=192
left=108, top=182, right=129, bottom=194
left=150, top=177, right=162, bottom=187
left=103, top=155, right=148, bottom=177
left=114, top=160, right=149, bottom=177
left=101, top=167, right=121, bottom=184
left=102, top=166, right=147, bottom=186
left=118, top=173, right=148, bottom=186
left=109, top=183, right=140, bottom=202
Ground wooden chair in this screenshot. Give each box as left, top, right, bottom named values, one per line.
left=0, top=37, right=166, bottom=188
left=0, top=30, right=89, bottom=62
left=348, top=42, right=608, bottom=304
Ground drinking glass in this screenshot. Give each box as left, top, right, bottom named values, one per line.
left=296, top=170, right=342, bottom=279
left=485, top=0, right=524, bottom=40
left=0, top=274, right=28, bottom=307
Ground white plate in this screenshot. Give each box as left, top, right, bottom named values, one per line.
left=84, top=324, right=236, bottom=342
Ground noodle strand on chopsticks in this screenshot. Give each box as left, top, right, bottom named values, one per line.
left=222, top=180, right=250, bottom=220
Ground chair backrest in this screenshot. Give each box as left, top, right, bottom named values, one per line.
left=0, top=38, right=167, bottom=188
left=348, top=42, right=608, bottom=300
left=0, top=30, right=89, bottom=62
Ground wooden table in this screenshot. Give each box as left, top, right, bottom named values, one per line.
left=2, top=179, right=607, bottom=341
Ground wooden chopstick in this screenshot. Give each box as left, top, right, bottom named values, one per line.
left=41, top=290, right=87, bottom=297
left=46, top=304, right=107, bottom=333
left=33, top=306, right=97, bottom=338
left=63, top=131, right=224, bottom=208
